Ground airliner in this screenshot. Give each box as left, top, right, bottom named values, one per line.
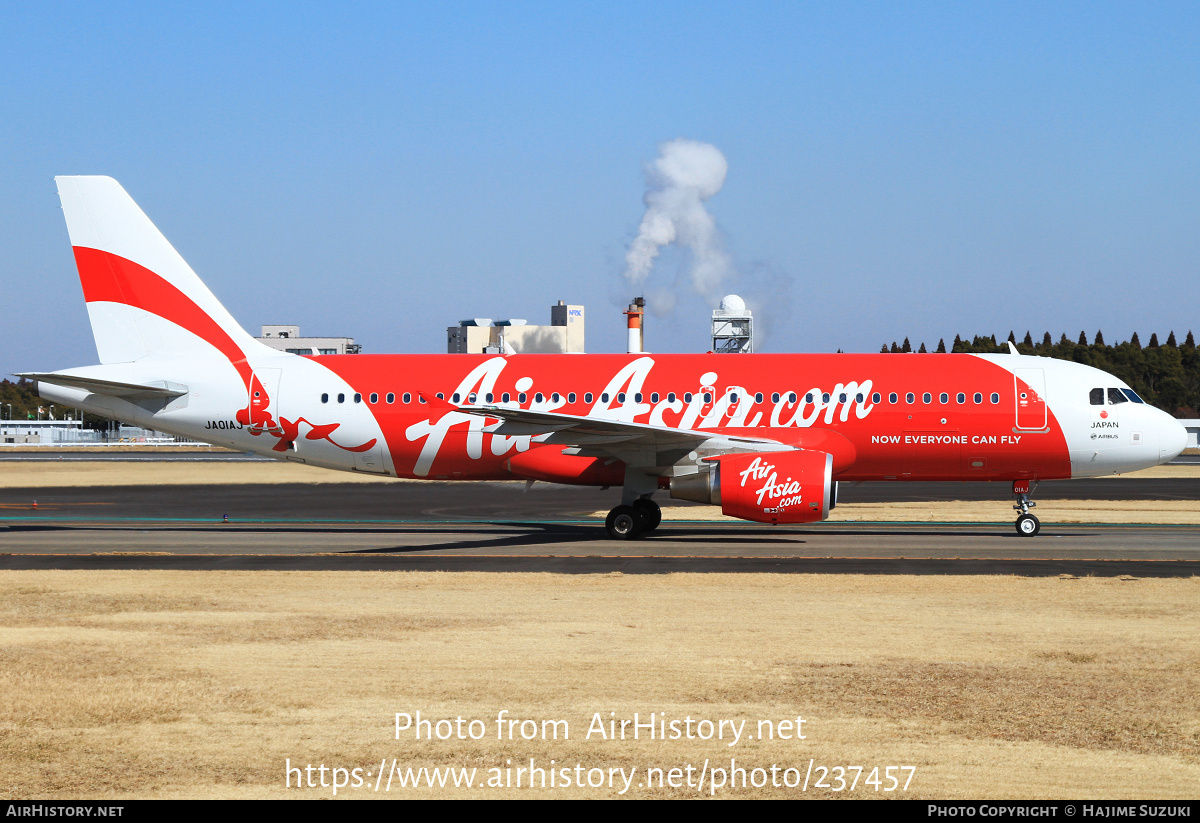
left=23, top=177, right=1189, bottom=538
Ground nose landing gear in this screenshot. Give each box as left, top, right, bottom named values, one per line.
left=1013, top=480, right=1040, bottom=536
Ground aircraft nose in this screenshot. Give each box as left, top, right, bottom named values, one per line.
left=1159, top=414, right=1188, bottom=464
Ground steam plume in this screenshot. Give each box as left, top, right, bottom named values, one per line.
left=624, top=139, right=733, bottom=304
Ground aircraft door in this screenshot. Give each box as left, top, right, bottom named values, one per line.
left=248, top=368, right=283, bottom=434
left=1014, top=369, right=1047, bottom=430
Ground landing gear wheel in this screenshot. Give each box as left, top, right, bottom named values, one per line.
left=605, top=505, right=643, bottom=540
left=632, top=499, right=662, bottom=533
left=1015, top=513, right=1041, bottom=537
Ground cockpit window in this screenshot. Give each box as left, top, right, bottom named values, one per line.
left=1121, top=388, right=1145, bottom=404
left=1089, top=388, right=1104, bottom=405
left=1107, top=388, right=1128, bottom=405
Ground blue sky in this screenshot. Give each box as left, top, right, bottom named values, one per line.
left=2, top=2, right=1198, bottom=375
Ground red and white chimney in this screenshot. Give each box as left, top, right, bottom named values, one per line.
left=624, top=297, right=645, bottom=353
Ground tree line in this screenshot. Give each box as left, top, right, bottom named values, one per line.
left=880, top=331, right=1199, bottom=418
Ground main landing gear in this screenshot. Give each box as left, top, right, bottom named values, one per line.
left=1013, top=480, right=1040, bottom=537
left=605, top=497, right=662, bottom=540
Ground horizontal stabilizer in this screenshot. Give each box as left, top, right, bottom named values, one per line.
left=16, top=372, right=188, bottom=399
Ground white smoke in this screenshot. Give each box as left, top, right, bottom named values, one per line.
left=624, top=139, right=733, bottom=304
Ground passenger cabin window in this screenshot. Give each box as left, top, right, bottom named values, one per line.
left=502, top=393, right=511, bottom=403
left=353, top=393, right=362, bottom=403
left=452, top=393, right=461, bottom=403
left=788, top=393, right=797, bottom=404
left=771, top=392, right=780, bottom=403
left=337, top=393, right=345, bottom=403
left=584, top=393, right=593, bottom=403
left=519, top=393, right=527, bottom=403
left=906, top=393, right=915, bottom=404
left=755, top=392, right=764, bottom=403
left=939, top=392, right=948, bottom=404
left=889, top=392, right=898, bottom=403
left=369, top=393, right=378, bottom=404
left=922, top=393, right=932, bottom=404
left=601, top=393, right=610, bottom=403
left=321, top=393, right=329, bottom=403
left=973, top=392, right=983, bottom=404
left=956, top=393, right=966, bottom=404
left=1089, top=388, right=1105, bottom=405
left=990, top=392, right=1000, bottom=404
left=1107, top=388, right=1128, bottom=405
left=535, top=393, right=544, bottom=403
left=568, top=393, right=576, bottom=403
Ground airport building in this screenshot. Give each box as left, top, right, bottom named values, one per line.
left=1, top=419, right=94, bottom=445
left=0, top=419, right=201, bottom=446
left=257, top=325, right=361, bottom=355
left=448, top=301, right=585, bottom=354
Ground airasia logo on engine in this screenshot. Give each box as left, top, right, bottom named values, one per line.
left=719, top=450, right=831, bottom=524
left=738, top=456, right=804, bottom=510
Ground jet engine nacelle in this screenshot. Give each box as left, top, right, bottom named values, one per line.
left=670, top=450, right=835, bottom=524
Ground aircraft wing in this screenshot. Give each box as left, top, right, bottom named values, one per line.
left=457, top=404, right=788, bottom=453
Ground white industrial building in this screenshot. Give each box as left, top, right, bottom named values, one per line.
left=448, top=301, right=584, bottom=354
left=258, top=325, right=361, bottom=355
left=712, top=294, right=754, bottom=353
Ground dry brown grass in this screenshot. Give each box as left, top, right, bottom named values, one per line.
left=0, top=461, right=404, bottom=488
left=1, top=571, right=1197, bottom=799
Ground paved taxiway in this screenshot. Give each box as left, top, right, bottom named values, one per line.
left=2, top=480, right=1198, bottom=576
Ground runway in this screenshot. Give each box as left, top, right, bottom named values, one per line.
left=3, top=476, right=1200, bottom=521
left=2, top=480, right=1198, bottom=575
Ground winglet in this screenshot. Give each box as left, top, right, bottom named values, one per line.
left=1006, top=341, right=1019, bottom=355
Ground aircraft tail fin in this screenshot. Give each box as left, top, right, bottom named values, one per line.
left=55, top=176, right=265, bottom=365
